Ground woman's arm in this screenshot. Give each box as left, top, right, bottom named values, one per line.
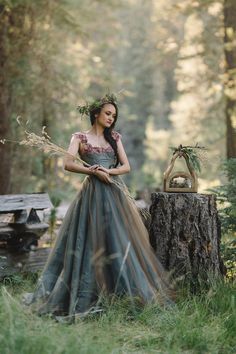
left=108, top=138, right=131, bottom=176
left=63, top=135, right=112, bottom=183
left=63, top=135, right=94, bottom=175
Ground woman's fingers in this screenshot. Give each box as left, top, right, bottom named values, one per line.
left=88, top=164, right=100, bottom=170
left=105, top=175, right=112, bottom=183
left=97, top=166, right=107, bottom=173
left=94, top=170, right=111, bottom=183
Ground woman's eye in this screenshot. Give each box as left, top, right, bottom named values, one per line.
left=105, top=111, right=115, bottom=119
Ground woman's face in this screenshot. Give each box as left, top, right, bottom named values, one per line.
left=96, top=103, right=117, bottom=128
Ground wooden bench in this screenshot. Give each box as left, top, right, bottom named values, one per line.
left=0, top=193, right=53, bottom=278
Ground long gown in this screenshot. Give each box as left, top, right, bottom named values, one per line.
left=22, top=130, right=174, bottom=321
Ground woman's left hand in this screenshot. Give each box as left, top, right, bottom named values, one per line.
left=88, top=164, right=100, bottom=172
left=97, top=166, right=110, bottom=174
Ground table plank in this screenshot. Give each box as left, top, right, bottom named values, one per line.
left=0, top=193, right=53, bottom=212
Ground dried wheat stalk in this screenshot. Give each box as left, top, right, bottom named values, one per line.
left=1, top=123, right=150, bottom=220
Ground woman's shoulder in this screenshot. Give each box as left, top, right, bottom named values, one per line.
left=111, top=130, right=122, bottom=142
left=71, top=131, right=87, bottom=143
left=72, top=130, right=122, bottom=142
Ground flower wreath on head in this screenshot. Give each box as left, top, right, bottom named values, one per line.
left=76, top=93, right=118, bottom=117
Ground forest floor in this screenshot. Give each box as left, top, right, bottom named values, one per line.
left=0, top=274, right=235, bottom=354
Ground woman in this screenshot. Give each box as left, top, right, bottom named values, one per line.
left=23, top=94, right=174, bottom=322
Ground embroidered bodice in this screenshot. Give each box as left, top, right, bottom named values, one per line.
left=73, top=130, right=121, bottom=154
left=72, top=130, right=122, bottom=169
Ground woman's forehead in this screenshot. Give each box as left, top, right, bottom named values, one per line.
left=102, top=103, right=116, bottom=112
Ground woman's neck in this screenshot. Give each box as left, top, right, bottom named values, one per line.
left=88, top=123, right=104, bottom=137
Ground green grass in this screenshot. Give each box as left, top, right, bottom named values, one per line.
left=0, top=274, right=235, bottom=354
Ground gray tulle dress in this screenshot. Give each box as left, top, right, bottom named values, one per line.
left=22, top=130, right=174, bottom=322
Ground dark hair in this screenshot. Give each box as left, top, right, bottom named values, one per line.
left=89, top=102, right=119, bottom=167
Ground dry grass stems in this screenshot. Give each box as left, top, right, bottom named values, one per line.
left=0, top=118, right=150, bottom=220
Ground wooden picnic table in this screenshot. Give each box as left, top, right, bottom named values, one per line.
left=0, top=193, right=53, bottom=278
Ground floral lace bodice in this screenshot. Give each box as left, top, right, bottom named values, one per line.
left=72, top=130, right=122, bottom=168
left=72, top=130, right=122, bottom=154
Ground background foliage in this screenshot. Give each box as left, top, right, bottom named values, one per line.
left=0, top=2, right=235, bottom=352
left=1, top=0, right=235, bottom=199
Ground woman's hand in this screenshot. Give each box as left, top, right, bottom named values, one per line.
left=88, top=164, right=110, bottom=175
left=88, top=164, right=101, bottom=172
left=88, top=164, right=111, bottom=183
left=93, top=169, right=112, bottom=184
left=96, top=166, right=110, bottom=174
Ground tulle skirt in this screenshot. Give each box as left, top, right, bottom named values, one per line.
left=22, top=175, right=174, bottom=321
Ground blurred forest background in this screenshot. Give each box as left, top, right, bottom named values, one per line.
left=0, top=0, right=236, bottom=201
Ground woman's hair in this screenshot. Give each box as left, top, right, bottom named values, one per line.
left=89, top=102, right=119, bottom=167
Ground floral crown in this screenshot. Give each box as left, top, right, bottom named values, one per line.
left=77, top=93, right=118, bottom=117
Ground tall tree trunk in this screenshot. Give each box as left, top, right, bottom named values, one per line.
left=0, top=7, right=11, bottom=194
left=0, top=5, right=36, bottom=194
left=0, top=88, right=11, bottom=194
left=224, top=0, right=236, bottom=158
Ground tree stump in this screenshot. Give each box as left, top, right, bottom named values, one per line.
left=149, top=192, right=225, bottom=289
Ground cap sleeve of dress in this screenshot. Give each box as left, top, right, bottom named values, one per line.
left=111, top=130, right=122, bottom=142
left=71, top=132, right=87, bottom=143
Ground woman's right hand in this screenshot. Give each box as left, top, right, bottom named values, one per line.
left=93, top=169, right=112, bottom=184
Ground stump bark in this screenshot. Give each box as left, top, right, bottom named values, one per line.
left=149, top=192, right=225, bottom=287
